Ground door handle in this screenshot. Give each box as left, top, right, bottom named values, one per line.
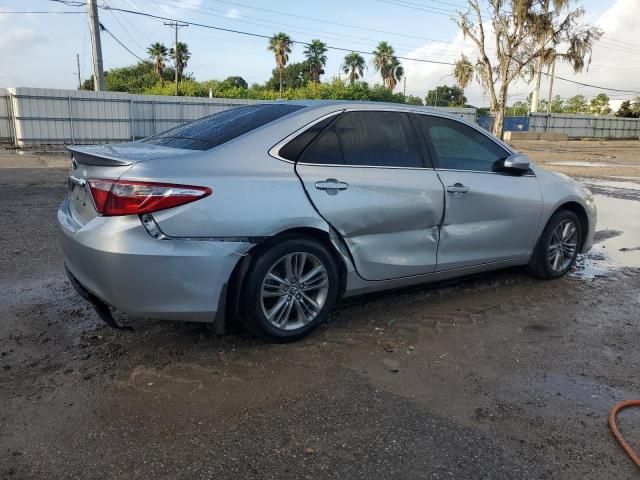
left=446, top=183, right=470, bottom=194
left=315, top=179, right=349, bottom=194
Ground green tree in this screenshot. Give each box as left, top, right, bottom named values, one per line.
left=425, top=85, right=466, bottom=107
left=455, top=0, right=602, bottom=137
left=265, top=62, right=311, bottom=90
left=85, top=62, right=174, bottom=93
left=170, top=42, right=191, bottom=81
left=147, top=42, right=168, bottom=83
left=145, top=79, right=206, bottom=97
left=453, top=54, right=473, bottom=106
left=405, top=95, right=423, bottom=106
left=589, top=93, right=611, bottom=115
left=341, top=52, right=366, bottom=85
left=304, top=39, right=328, bottom=83
left=549, top=95, right=564, bottom=113
left=563, top=95, right=589, bottom=114
left=220, top=76, right=248, bottom=90
left=372, top=41, right=402, bottom=90
left=268, top=32, right=293, bottom=97
left=616, top=100, right=634, bottom=118
left=507, top=100, right=529, bottom=116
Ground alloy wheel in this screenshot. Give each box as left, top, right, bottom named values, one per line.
left=260, top=252, right=329, bottom=330
left=547, top=219, right=578, bottom=272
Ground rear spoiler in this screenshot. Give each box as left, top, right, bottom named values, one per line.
left=67, top=145, right=133, bottom=167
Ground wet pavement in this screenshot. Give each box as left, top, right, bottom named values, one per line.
left=1, top=149, right=640, bottom=479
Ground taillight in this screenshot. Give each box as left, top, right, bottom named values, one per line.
left=87, top=179, right=212, bottom=216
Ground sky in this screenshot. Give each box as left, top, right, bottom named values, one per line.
left=0, top=0, right=638, bottom=108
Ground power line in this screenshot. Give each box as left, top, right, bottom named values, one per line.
left=100, top=22, right=147, bottom=62
left=139, top=0, right=467, bottom=45
left=101, top=5, right=459, bottom=66
left=0, top=10, right=83, bottom=14
left=145, top=0, right=456, bottom=53
left=43, top=0, right=640, bottom=97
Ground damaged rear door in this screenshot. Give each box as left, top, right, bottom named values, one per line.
left=295, top=110, right=444, bottom=281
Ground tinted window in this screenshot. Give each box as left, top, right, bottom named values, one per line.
left=298, top=124, right=343, bottom=165
left=142, top=103, right=305, bottom=151
left=279, top=114, right=338, bottom=161
left=336, top=112, right=423, bottom=168
left=415, top=115, right=508, bottom=172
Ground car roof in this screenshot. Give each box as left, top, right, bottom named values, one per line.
left=276, top=99, right=470, bottom=121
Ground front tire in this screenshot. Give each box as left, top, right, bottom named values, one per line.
left=241, top=236, right=340, bottom=341
left=529, top=210, right=582, bottom=279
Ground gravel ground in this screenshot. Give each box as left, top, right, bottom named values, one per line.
left=1, top=142, right=640, bottom=479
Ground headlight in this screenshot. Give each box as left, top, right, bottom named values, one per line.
left=582, top=187, right=596, bottom=211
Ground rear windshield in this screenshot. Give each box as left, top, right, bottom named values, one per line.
left=141, top=103, right=306, bottom=151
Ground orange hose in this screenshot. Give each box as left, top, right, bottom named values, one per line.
left=609, top=399, right=640, bottom=469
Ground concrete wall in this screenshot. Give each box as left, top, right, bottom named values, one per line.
left=529, top=113, right=640, bottom=139
left=0, top=87, right=476, bottom=147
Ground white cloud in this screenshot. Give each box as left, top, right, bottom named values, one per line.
left=403, top=0, right=640, bottom=108
left=225, top=8, right=240, bottom=19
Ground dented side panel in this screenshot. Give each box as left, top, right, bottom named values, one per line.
left=435, top=170, right=543, bottom=271
left=296, top=164, right=445, bottom=280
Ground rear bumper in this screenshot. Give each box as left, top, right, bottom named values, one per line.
left=58, top=197, right=252, bottom=322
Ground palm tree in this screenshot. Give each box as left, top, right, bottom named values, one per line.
left=170, top=42, right=191, bottom=81
left=631, top=96, right=640, bottom=117
left=341, top=52, right=366, bottom=85
left=147, top=42, right=168, bottom=83
left=268, top=32, right=293, bottom=97
left=372, top=41, right=401, bottom=90
left=304, top=39, right=328, bottom=83
left=387, top=57, right=404, bottom=90
left=453, top=54, right=473, bottom=106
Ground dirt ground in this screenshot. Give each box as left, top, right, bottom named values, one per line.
left=1, top=141, right=640, bottom=479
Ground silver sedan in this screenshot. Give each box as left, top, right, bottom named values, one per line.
left=58, top=101, right=596, bottom=340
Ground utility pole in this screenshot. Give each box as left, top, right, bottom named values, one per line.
left=76, top=54, right=82, bottom=90
left=87, top=0, right=104, bottom=91
left=546, top=58, right=556, bottom=116
left=164, top=22, right=188, bottom=96
left=403, top=76, right=406, bottom=96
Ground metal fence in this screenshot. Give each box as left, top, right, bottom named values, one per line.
left=0, top=87, right=270, bottom=147
left=528, top=113, right=640, bottom=139
left=0, top=87, right=477, bottom=147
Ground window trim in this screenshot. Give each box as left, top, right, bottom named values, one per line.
left=412, top=112, right=536, bottom=177
left=290, top=108, right=433, bottom=170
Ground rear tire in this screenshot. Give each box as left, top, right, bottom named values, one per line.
left=529, top=210, right=582, bottom=279
left=240, top=236, right=339, bottom=342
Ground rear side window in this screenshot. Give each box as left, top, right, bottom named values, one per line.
left=415, top=115, right=508, bottom=172
left=279, top=114, right=338, bottom=161
left=142, top=104, right=305, bottom=151
left=299, top=111, right=424, bottom=168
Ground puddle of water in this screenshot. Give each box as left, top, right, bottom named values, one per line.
left=572, top=194, right=640, bottom=277
left=548, top=160, right=640, bottom=168
left=583, top=179, right=640, bottom=192
left=0, top=148, right=66, bottom=156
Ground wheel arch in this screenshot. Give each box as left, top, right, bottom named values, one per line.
left=224, top=226, right=350, bottom=330
left=551, top=201, right=589, bottom=250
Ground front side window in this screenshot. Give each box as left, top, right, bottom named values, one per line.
left=298, top=111, right=425, bottom=168
left=415, top=115, right=508, bottom=172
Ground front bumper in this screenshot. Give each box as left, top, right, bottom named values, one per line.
left=581, top=198, right=597, bottom=253
left=58, top=197, right=251, bottom=322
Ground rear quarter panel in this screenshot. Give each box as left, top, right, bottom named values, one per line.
left=123, top=115, right=335, bottom=238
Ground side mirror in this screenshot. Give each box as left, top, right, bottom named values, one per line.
left=503, top=153, right=530, bottom=172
